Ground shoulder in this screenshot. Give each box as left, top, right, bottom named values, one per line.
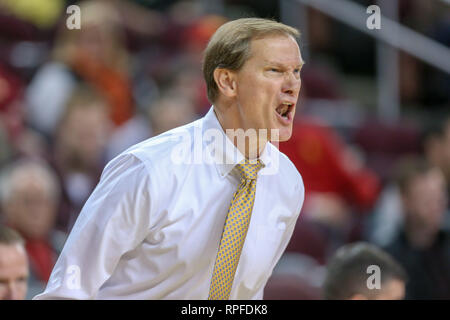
left=107, top=119, right=203, bottom=178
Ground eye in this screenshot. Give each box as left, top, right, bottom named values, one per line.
left=270, top=68, right=280, bottom=73
left=293, top=68, right=302, bottom=79
left=18, top=276, right=28, bottom=283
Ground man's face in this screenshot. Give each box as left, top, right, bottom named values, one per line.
left=232, top=34, right=303, bottom=142
left=149, top=96, right=196, bottom=136
left=61, top=104, right=111, bottom=167
left=4, top=172, right=57, bottom=240
left=403, top=169, right=447, bottom=232
left=0, top=244, right=28, bottom=300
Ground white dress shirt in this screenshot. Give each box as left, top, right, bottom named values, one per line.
left=34, top=106, right=305, bottom=300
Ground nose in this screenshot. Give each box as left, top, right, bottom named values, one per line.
left=282, top=71, right=301, bottom=97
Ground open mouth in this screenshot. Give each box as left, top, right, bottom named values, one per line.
left=275, top=102, right=294, bottom=121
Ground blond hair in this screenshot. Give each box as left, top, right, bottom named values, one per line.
left=202, top=18, right=300, bottom=103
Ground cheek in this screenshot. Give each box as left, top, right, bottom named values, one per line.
left=240, top=90, right=269, bottom=113
left=239, top=74, right=278, bottom=99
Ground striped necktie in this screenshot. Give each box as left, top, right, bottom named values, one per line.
left=208, top=158, right=264, bottom=300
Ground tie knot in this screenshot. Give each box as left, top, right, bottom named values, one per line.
left=236, top=159, right=264, bottom=180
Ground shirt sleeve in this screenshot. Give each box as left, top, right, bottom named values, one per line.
left=33, top=153, right=155, bottom=299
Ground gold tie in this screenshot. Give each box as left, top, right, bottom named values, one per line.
left=208, top=158, right=264, bottom=300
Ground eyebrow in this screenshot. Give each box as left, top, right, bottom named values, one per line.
left=264, top=60, right=305, bottom=68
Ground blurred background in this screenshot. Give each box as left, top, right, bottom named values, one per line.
left=0, top=0, right=448, bottom=300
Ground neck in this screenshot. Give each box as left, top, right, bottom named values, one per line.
left=213, top=104, right=267, bottom=159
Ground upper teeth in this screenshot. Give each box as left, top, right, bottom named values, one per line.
left=277, top=103, right=290, bottom=115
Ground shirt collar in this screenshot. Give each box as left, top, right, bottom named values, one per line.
left=202, top=106, right=276, bottom=178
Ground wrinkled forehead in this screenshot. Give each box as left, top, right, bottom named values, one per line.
left=0, top=244, right=28, bottom=268
left=407, top=168, right=447, bottom=196
left=248, top=34, right=304, bottom=65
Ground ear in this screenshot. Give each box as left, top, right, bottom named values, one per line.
left=213, top=68, right=237, bottom=99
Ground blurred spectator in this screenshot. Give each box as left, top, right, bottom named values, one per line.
left=367, top=116, right=450, bottom=247
left=147, top=92, right=197, bottom=136
left=109, top=0, right=165, bottom=39
left=152, top=7, right=226, bottom=116
left=162, top=62, right=210, bottom=116
left=0, top=159, right=66, bottom=299
left=26, top=0, right=134, bottom=137
left=423, top=115, right=450, bottom=200
left=0, top=225, right=29, bottom=300
left=52, top=85, right=112, bottom=231
left=323, top=242, right=407, bottom=300
left=384, top=157, right=450, bottom=299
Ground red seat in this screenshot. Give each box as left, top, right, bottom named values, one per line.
left=263, top=273, right=322, bottom=300
left=285, top=218, right=329, bottom=265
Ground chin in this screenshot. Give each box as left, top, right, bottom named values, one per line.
left=279, top=134, right=292, bottom=142
left=277, top=126, right=293, bottom=142
left=270, top=131, right=292, bottom=142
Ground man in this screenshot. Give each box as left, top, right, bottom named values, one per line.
left=323, top=242, right=407, bottom=300
left=35, top=18, right=305, bottom=299
left=384, top=157, right=450, bottom=299
left=0, top=159, right=67, bottom=299
left=0, top=225, right=29, bottom=300
left=367, top=116, right=450, bottom=248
